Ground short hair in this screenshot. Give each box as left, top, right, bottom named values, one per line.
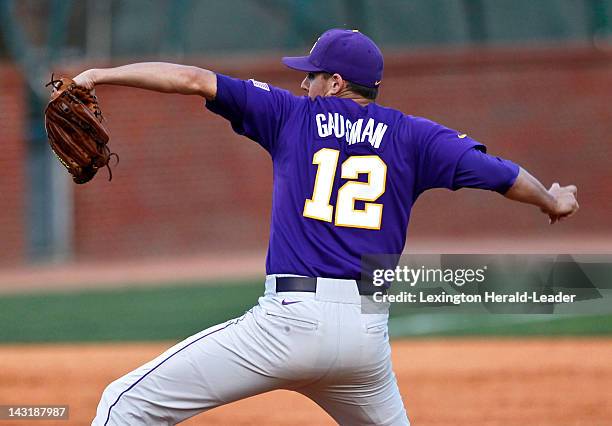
left=345, top=80, right=378, bottom=101
left=317, top=72, right=379, bottom=101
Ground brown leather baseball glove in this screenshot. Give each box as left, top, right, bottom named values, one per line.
left=44, top=75, right=118, bottom=184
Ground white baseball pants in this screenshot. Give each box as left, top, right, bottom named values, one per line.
left=92, top=275, right=410, bottom=425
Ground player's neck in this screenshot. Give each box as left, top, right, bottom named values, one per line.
left=333, top=92, right=374, bottom=107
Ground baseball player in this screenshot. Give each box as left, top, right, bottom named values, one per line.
left=76, top=29, right=579, bottom=425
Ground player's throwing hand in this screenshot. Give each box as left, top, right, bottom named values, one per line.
left=545, top=182, right=579, bottom=224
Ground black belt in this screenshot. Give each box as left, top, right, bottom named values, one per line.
left=275, top=277, right=386, bottom=296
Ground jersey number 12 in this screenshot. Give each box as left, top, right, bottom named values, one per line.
left=303, top=148, right=387, bottom=230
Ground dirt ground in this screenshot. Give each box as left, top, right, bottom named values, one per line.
left=0, top=338, right=610, bottom=426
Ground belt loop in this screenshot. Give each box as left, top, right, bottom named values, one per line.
left=264, top=275, right=277, bottom=296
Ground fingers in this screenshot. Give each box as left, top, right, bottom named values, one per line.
left=546, top=182, right=579, bottom=225
left=549, top=182, right=577, bottom=193
left=549, top=213, right=558, bottom=225
left=565, top=185, right=577, bottom=196
left=550, top=182, right=578, bottom=196
left=550, top=199, right=580, bottom=224
left=566, top=200, right=579, bottom=218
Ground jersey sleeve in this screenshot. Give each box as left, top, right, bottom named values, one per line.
left=410, top=117, right=486, bottom=194
left=205, top=74, right=297, bottom=154
left=453, top=148, right=520, bottom=193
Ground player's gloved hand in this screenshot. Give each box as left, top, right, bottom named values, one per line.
left=44, top=73, right=116, bottom=184
left=543, top=182, right=579, bottom=224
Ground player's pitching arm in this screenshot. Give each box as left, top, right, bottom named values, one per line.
left=504, top=168, right=578, bottom=225
left=73, top=62, right=217, bottom=100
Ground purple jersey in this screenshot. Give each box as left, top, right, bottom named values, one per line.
left=206, top=75, right=516, bottom=279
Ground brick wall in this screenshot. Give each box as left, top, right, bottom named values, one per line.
left=2, top=46, right=611, bottom=264
left=0, top=66, right=26, bottom=266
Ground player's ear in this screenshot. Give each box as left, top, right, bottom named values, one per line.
left=329, top=73, right=344, bottom=95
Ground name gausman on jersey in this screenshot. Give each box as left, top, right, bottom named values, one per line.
left=315, top=112, right=388, bottom=148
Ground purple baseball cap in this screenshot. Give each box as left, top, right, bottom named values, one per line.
left=282, top=29, right=383, bottom=88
